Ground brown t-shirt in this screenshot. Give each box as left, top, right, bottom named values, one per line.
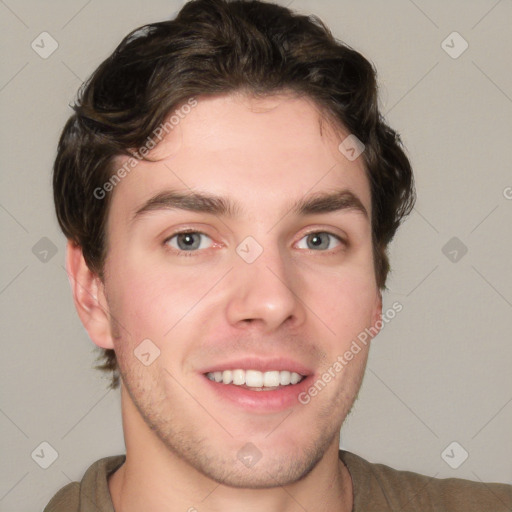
left=44, top=450, right=512, bottom=511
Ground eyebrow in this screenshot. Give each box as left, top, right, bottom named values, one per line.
left=131, top=188, right=369, bottom=223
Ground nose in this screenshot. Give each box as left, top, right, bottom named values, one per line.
left=225, top=243, right=306, bottom=333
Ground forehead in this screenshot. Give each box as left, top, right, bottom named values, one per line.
left=108, top=92, right=372, bottom=224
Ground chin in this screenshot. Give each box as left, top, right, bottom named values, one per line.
left=160, top=425, right=338, bottom=489
left=195, top=447, right=326, bottom=489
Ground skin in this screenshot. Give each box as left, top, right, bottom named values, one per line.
left=67, top=91, right=382, bottom=512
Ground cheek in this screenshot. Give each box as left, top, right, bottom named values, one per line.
left=303, top=265, right=378, bottom=346
left=106, top=258, right=216, bottom=348
left=116, top=278, right=173, bottom=336
left=103, top=257, right=169, bottom=345
left=105, top=232, right=378, bottom=357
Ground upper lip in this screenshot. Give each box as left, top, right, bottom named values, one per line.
left=199, top=357, right=313, bottom=376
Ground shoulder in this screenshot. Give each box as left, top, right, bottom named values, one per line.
left=339, top=450, right=512, bottom=512
left=43, top=455, right=126, bottom=512
left=43, top=482, right=80, bottom=512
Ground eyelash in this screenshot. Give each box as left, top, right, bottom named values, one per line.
left=162, top=228, right=347, bottom=257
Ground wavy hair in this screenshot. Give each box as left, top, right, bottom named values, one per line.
left=54, top=0, right=415, bottom=389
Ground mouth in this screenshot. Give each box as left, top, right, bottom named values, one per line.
left=200, top=358, right=313, bottom=412
left=205, top=369, right=305, bottom=391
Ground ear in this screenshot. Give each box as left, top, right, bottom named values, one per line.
left=370, top=291, right=383, bottom=339
left=65, top=240, right=114, bottom=350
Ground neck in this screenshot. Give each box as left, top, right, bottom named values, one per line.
left=109, top=385, right=353, bottom=512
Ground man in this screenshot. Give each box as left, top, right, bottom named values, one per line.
left=45, top=0, right=512, bottom=510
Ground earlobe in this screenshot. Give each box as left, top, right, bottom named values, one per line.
left=371, top=292, right=383, bottom=338
left=65, top=240, right=115, bottom=350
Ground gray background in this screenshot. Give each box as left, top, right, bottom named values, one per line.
left=1, top=0, right=511, bottom=510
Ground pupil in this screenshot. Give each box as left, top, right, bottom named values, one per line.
left=179, top=233, right=199, bottom=250
left=309, top=233, right=328, bottom=250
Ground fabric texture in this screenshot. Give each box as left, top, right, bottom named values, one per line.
left=44, top=450, right=512, bottom=511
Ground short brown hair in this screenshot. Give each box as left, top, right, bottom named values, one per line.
left=54, top=0, right=415, bottom=389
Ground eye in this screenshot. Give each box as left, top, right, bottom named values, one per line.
left=296, top=231, right=344, bottom=251
left=164, top=231, right=214, bottom=253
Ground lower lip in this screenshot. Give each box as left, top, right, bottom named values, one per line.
left=202, top=374, right=313, bottom=412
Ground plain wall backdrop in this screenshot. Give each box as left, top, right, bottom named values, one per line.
left=0, top=0, right=511, bottom=510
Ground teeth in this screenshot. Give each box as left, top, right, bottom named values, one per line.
left=263, top=371, right=280, bottom=387
left=233, top=369, right=245, bottom=385
left=280, top=371, right=291, bottom=385
left=206, top=369, right=304, bottom=388
left=290, top=372, right=301, bottom=384
left=245, top=369, right=263, bottom=387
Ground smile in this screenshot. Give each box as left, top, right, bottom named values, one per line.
left=205, top=369, right=305, bottom=390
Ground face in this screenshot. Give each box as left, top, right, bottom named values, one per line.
left=101, top=92, right=381, bottom=488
